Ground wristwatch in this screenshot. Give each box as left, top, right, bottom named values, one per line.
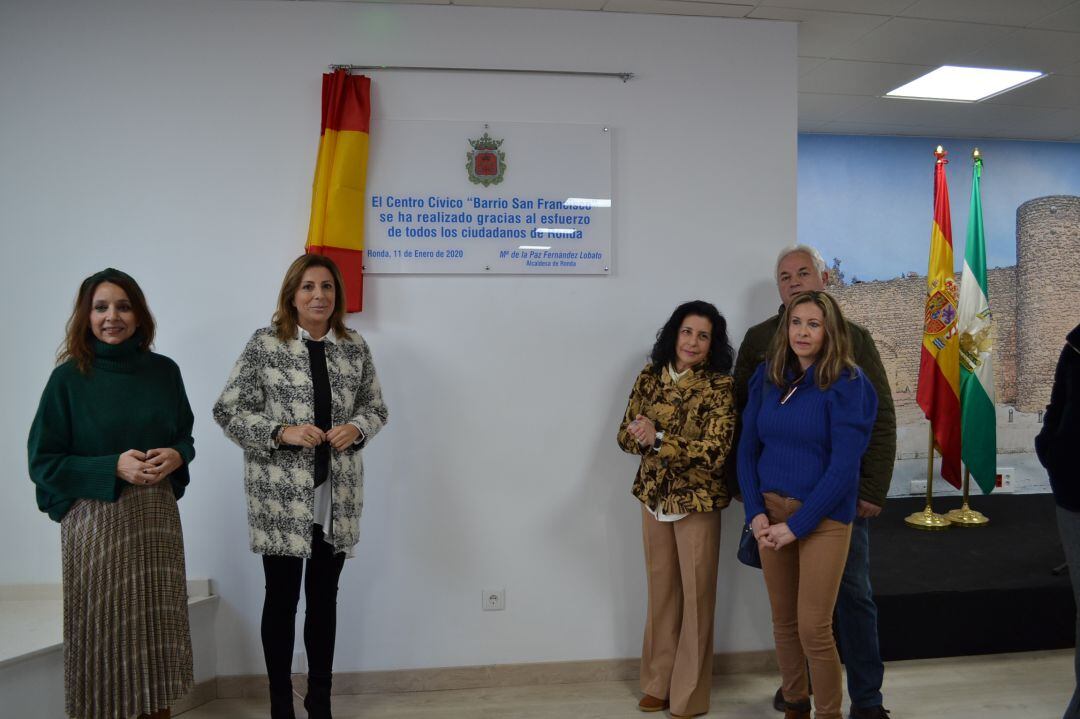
left=652, top=431, right=665, bottom=452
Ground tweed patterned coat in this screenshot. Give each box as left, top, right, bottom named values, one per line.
left=213, top=327, right=388, bottom=557
left=618, top=364, right=736, bottom=514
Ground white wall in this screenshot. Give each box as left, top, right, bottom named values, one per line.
left=0, top=0, right=795, bottom=675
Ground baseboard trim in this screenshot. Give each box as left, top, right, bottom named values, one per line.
left=215, top=649, right=776, bottom=698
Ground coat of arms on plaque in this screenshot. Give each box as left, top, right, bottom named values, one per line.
left=466, top=131, right=506, bottom=187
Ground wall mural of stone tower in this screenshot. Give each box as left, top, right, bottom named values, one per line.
left=830, top=194, right=1079, bottom=461
left=1016, top=196, right=1080, bottom=413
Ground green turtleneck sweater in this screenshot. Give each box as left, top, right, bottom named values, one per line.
left=27, top=336, right=195, bottom=522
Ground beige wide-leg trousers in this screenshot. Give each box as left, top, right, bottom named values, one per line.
left=640, top=506, right=722, bottom=717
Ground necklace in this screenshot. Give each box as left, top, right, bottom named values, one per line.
left=780, top=371, right=807, bottom=405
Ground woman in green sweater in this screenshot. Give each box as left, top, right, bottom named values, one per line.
left=28, top=268, right=195, bottom=719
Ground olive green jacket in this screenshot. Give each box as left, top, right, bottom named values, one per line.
left=730, top=312, right=897, bottom=506
left=618, top=365, right=736, bottom=514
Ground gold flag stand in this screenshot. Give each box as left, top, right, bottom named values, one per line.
left=945, top=467, right=990, bottom=526
left=906, top=426, right=951, bottom=530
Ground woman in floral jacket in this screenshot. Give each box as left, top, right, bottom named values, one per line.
left=214, top=255, right=388, bottom=719
left=618, top=300, right=736, bottom=718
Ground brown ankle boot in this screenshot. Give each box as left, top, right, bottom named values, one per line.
left=783, top=700, right=811, bottom=719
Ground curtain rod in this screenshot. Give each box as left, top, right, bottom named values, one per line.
left=330, top=64, right=633, bottom=83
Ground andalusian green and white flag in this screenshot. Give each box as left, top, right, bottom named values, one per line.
left=958, top=151, right=997, bottom=494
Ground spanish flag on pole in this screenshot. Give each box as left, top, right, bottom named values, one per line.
left=306, top=69, right=370, bottom=312
left=917, top=146, right=962, bottom=488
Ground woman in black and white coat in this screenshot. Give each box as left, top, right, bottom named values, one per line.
left=214, top=254, right=388, bottom=719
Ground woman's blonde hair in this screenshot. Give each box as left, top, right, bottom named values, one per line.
left=766, top=290, right=857, bottom=390
left=272, top=254, right=350, bottom=342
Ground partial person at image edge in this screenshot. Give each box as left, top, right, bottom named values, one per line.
left=1035, top=322, right=1080, bottom=719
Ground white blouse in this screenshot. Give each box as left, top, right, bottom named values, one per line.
left=297, top=327, right=365, bottom=558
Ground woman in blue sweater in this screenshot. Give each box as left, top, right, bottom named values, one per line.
left=737, top=291, right=877, bottom=719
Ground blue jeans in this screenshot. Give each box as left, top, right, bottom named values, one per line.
left=834, top=516, right=884, bottom=710
left=1059, top=506, right=1080, bottom=719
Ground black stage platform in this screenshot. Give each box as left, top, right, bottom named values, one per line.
left=870, top=493, right=1075, bottom=661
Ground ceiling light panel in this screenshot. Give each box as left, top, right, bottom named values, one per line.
left=886, top=65, right=1045, bottom=102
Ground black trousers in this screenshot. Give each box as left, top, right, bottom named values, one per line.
left=261, top=525, right=346, bottom=710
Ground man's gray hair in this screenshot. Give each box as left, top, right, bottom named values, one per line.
left=775, top=244, right=827, bottom=279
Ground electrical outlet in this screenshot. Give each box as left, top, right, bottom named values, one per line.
left=482, top=588, right=505, bottom=611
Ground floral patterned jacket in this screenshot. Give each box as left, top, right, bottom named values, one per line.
left=618, top=364, right=736, bottom=514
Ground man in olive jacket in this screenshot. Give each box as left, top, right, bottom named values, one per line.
left=733, top=244, right=897, bottom=719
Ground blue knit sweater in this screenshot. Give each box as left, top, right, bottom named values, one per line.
left=738, top=363, right=878, bottom=538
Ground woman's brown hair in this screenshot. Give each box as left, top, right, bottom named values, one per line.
left=59, top=268, right=156, bottom=374
left=766, top=290, right=857, bottom=390
left=272, top=254, right=350, bottom=342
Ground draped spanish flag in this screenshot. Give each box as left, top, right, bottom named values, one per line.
left=917, top=147, right=962, bottom=488
left=306, top=69, right=370, bottom=312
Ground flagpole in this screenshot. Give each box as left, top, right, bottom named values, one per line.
left=947, top=466, right=990, bottom=527
left=906, top=425, right=951, bottom=529
left=951, top=146, right=992, bottom=527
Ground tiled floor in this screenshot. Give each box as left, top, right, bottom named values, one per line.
left=179, top=649, right=1074, bottom=718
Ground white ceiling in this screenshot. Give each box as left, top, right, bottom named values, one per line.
left=321, top=0, right=1080, bottom=141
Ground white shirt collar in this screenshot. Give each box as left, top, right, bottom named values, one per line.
left=297, top=326, right=338, bottom=344
left=667, top=364, right=691, bottom=383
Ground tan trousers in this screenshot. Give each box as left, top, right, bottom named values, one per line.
left=640, top=506, right=722, bottom=717
left=759, top=493, right=852, bottom=719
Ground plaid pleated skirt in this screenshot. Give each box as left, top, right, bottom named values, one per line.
left=61, top=482, right=193, bottom=719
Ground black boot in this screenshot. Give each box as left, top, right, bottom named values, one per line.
left=303, top=672, right=333, bottom=719
left=261, top=555, right=303, bottom=719
left=269, top=685, right=296, bottom=719
left=302, top=528, right=346, bottom=719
